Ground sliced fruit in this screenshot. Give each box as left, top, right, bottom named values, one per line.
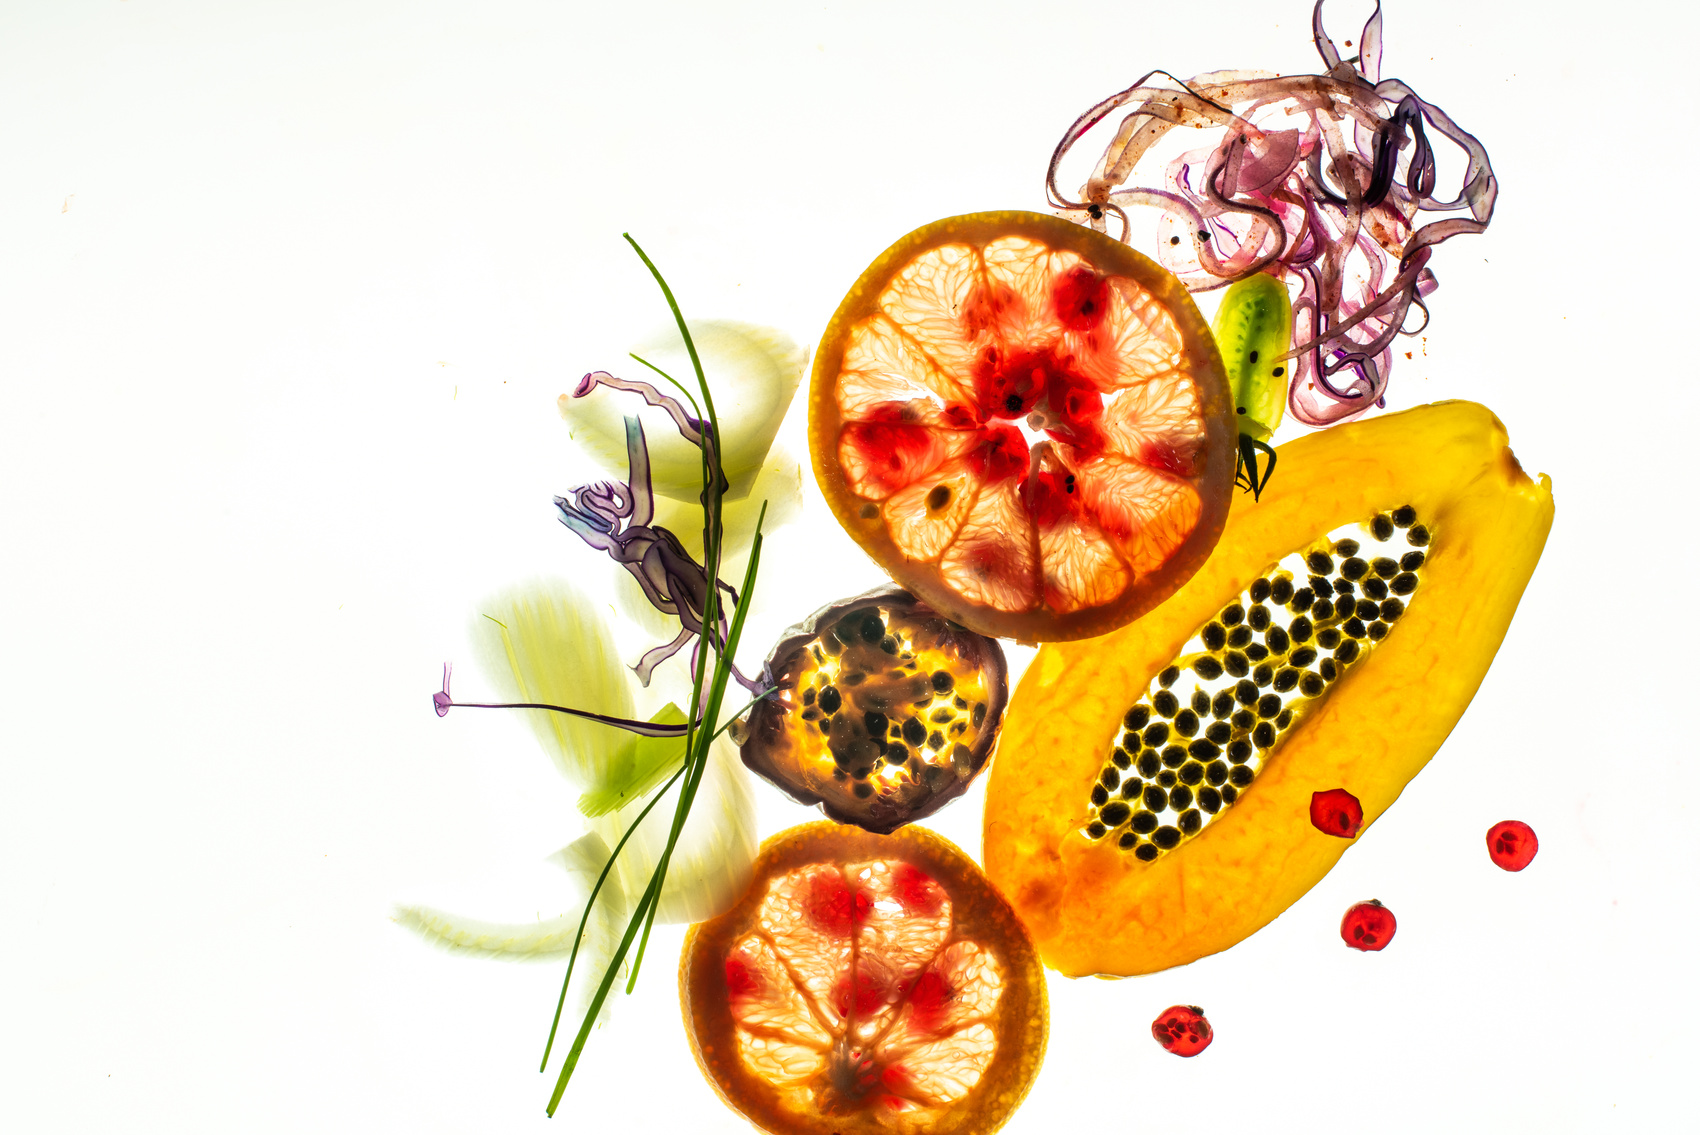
left=982, top=401, right=1553, bottom=976
left=810, top=210, right=1235, bottom=642
left=740, top=587, right=1008, bottom=834
left=681, top=821, right=1047, bottom=1135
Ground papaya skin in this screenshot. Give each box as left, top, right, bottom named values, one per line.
left=982, top=401, right=1554, bottom=977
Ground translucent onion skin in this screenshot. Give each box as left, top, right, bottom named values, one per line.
left=741, top=587, right=1008, bottom=834
left=1047, top=0, right=1496, bottom=426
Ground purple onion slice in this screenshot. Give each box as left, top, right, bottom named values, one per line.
left=740, top=587, right=1008, bottom=834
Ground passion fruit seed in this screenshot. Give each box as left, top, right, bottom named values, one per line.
left=1486, top=819, right=1539, bottom=871
left=1081, top=512, right=1434, bottom=860
left=1152, top=1005, right=1213, bottom=1057
left=1340, top=899, right=1397, bottom=951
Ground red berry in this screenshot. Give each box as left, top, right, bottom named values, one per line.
left=1486, top=820, right=1538, bottom=871
left=1151, top=1004, right=1213, bottom=1057
left=1340, top=899, right=1396, bottom=951
left=1309, top=788, right=1363, bottom=838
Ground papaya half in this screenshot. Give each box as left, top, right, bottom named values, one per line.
left=982, top=401, right=1553, bottom=977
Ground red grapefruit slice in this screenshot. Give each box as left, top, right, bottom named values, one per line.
left=811, top=211, right=1235, bottom=641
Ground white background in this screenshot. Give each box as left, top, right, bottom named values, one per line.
left=3, top=0, right=1695, bottom=1131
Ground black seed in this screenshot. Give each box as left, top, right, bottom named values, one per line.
left=928, top=730, right=945, bottom=750
left=1157, top=769, right=1177, bottom=788
left=819, top=718, right=832, bottom=735
left=1228, top=625, right=1253, bottom=649
left=931, top=670, right=955, bottom=693
left=1124, top=705, right=1151, bottom=731
left=1381, top=598, right=1405, bottom=621
left=1266, top=626, right=1291, bottom=654
left=1152, top=826, right=1181, bottom=850
left=1191, top=690, right=1211, bottom=715
left=1170, top=785, right=1194, bottom=810
left=1335, top=538, right=1361, bottom=557
left=1086, top=820, right=1106, bottom=839
left=1248, top=604, right=1271, bottom=631
left=1231, top=709, right=1256, bottom=730
left=1173, top=710, right=1200, bottom=737
left=801, top=708, right=820, bottom=722
left=1198, top=785, right=1224, bottom=813
left=1220, top=785, right=1238, bottom=804
left=1133, top=809, right=1160, bottom=834
left=1372, top=514, right=1396, bottom=540
left=1276, top=708, right=1292, bottom=729
left=802, top=687, right=816, bottom=706
left=1118, top=830, right=1139, bottom=850
left=1250, top=577, right=1272, bottom=603
left=1401, top=550, right=1426, bottom=571
left=1312, top=598, right=1336, bottom=620
left=1091, top=784, right=1108, bottom=806
left=1135, top=842, right=1160, bottom=861
left=1407, top=524, right=1431, bottom=547
left=1245, top=643, right=1269, bottom=663
left=1100, top=766, right=1121, bottom=790
left=1183, top=762, right=1211, bottom=789
left=1178, top=809, right=1203, bottom=835
left=1334, top=578, right=1355, bottom=595
left=861, top=612, right=886, bottom=643
left=819, top=686, right=842, bottom=714
left=1391, top=505, right=1417, bottom=527
left=1205, top=721, right=1232, bottom=745
left=1270, top=577, right=1294, bottom=604
left=1290, top=646, right=1318, bottom=668
left=1220, top=603, right=1245, bottom=627
left=1159, top=666, right=1180, bottom=689
left=1367, top=622, right=1388, bottom=641
left=1152, top=690, right=1180, bottom=718
left=1186, top=738, right=1217, bottom=762
left=1340, top=557, right=1369, bottom=580
left=1228, top=739, right=1253, bottom=764
left=1229, top=765, right=1255, bottom=789
left=887, top=744, right=909, bottom=764
left=972, top=701, right=987, bottom=727
left=1224, top=651, right=1250, bottom=677
left=1361, top=576, right=1388, bottom=599
left=1307, top=551, right=1334, bottom=574
left=1354, top=599, right=1378, bottom=621
left=864, top=711, right=888, bottom=736
left=1253, top=721, right=1276, bottom=747
left=1317, top=628, right=1342, bottom=649
left=1288, top=616, right=1313, bottom=644
left=1211, top=691, right=1235, bottom=719
left=880, top=635, right=899, bottom=654
left=1100, top=801, right=1131, bottom=827
left=1143, top=785, right=1167, bottom=811
left=1252, top=663, right=1274, bottom=688
left=1202, top=622, right=1227, bottom=650
left=930, top=707, right=954, bottom=724
left=1273, top=668, right=1299, bottom=692
left=1290, top=586, right=1315, bottom=611
left=853, top=781, right=874, bottom=798
left=1121, top=777, right=1142, bottom=799
left=954, top=695, right=968, bottom=710
left=1234, top=679, right=1258, bottom=706
left=1336, top=640, right=1360, bottom=664
left=1143, top=722, right=1170, bottom=747
left=1205, top=760, right=1229, bottom=786
left=1162, top=745, right=1188, bottom=769
left=1310, top=576, right=1334, bottom=599
left=1320, top=657, right=1338, bottom=681
left=1256, top=693, right=1282, bottom=718
left=1300, top=672, right=1326, bottom=697
left=1391, top=572, right=1417, bottom=595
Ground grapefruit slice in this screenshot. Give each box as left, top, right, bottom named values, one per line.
left=681, top=822, right=1046, bottom=1135
left=810, top=211, right=1235, bottom=641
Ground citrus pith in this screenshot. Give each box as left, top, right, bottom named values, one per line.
left=811, top=211, right=1235, bottom=641
left=681, top=821, right=1047, bottom=1135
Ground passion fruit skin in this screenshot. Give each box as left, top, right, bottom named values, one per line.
left=809, top=210, right=1236, bottom=643
left=680, top=821, right=1049, bottom=1135
left=741, top=587, right=1008, bottom=834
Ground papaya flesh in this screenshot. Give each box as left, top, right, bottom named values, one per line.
left=982, top=401, right=1553, bottom=977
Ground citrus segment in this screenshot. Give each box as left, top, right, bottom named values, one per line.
left=812, top=211, right=1234, bottom=641
left=682, top=822, right=1046, bottom=1135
